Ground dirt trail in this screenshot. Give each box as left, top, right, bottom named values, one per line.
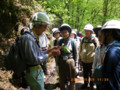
left=44, top=60, right=84, bottom=90
left=44, top=59, right=97, bottom=90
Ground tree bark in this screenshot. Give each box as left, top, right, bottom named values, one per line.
left=102, top=0, right=109, bottom=25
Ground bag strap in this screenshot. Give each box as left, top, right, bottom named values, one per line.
left=81, top=37, right=97, bottom=47
left=81, top=37, right=85, bottom=46
left=71, top=38, right=74, bottom=50
left=92, top=39, right=97, bottom=48
left=59, top=38, right=64, bottom=46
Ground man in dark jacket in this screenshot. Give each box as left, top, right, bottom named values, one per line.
left=20, top=12, right=61, bottom=90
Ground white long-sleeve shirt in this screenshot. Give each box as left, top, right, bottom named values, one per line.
left=39, top=32, right=49, bottom=48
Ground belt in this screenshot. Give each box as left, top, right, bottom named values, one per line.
left=28, top=65, right=41, bottom=71
left=27, top=65, right=42, bottom=80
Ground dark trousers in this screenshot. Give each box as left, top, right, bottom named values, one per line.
left=59, top=59, right=76, bottom=90
left=41, top=61, right=48, bottom=75
left=82, top=62, right=93, bottom=87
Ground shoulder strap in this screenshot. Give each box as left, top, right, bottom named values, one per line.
left=81, top=37, right=85, bottom=46
left=82, top=37, right=97, bottom=47
left=92, top=38, right=97, bottom=48
left=71, top=38, right=74, bottom=49
left=80, top=37, right=85, bottom=51
left=59, top=38, right=64, bottom=46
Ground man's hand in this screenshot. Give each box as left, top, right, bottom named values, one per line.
left=51, top=49, right=61, bottom=56
left=48, top=46, right=61, bottom=57
left=47, top=46, right=61, bottom=53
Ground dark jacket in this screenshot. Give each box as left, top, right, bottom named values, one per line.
left=20, top=31, right=48, bottom=66
left=58, top=37, right=78, bottom=63
left=101, top=40, right=120, bottom=90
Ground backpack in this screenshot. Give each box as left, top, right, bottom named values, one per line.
left=5, top=33, right=30, bottom=74
left=81, top=37, right=97, bottom=48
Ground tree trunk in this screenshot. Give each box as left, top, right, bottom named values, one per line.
left=102, top=0, right=109, bottom=25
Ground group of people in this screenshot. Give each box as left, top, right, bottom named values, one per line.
left=15, top=11, right=120, bottom=90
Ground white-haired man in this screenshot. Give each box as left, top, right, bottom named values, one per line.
left=79, top=24, right=99, bottom=89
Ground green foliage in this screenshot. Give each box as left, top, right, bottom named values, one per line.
left=35, top=0, right=120, bottom=34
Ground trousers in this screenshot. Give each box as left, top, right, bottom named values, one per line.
left=59, top=58, right=76, bottom=90
left=25, top=65, right=44, bottom=90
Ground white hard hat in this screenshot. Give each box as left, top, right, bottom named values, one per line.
left=60, top=24, right=71, bottom=29
left=102, top=20, right=120, bottom=30
left=32, top=12, right=50, bottom=25
left=84, top=24, right=93, bottom=32
left=59, top=24, right=71, bottom=33
left=71, top=30, right=77, bottom=35
left=72, top=29, right=77, bottom=32
left=52, top=28, right=58, bottom=32
left=52, top=28, right=60, bottom=36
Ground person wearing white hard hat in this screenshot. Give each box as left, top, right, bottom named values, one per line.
left=98, top=20, right=120, bottom=90
left=79, top=24, right=99, bottom=89
left=58, top=24, right=78, bottom=90
left=70, top=30, right=80, bottom=75
left=52, top=28, right=61, bottom=43
left=93, top=25, right=102, bottom=37
left=92, top=29, right=106, bottom=90
left=20, top=12, right=61, bottom=90
left=70, top=30, right=77, bottom=39
left=52, top=28, right=61, bottom=75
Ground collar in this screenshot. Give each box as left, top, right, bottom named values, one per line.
left=85, top=35, right=92, bottom=40
left=105, top=40, right=120, bottom=53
